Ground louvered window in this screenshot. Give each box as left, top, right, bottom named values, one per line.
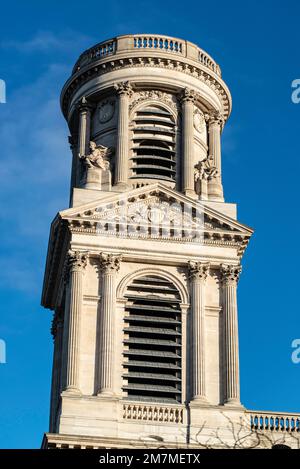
left=123, top=275, right=182, bottom=403
left=130, top=106, right=176, bottom=182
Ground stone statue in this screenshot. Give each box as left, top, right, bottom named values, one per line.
left=194, top=155, right=218, bottom=183
left=81, top=141, right=112, bottom=170
left=205, top=155, right=219, bottom=180
left=194, top=155, right=219, bottom=199
left=79, top=141, right=113, bottom=190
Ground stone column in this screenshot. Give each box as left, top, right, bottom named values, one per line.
left=205, top=111, right=224, bottom=200
left=64, top=251, right=88, bottom=394
left=97, top=253, right=122, bottom=396
left=188, top=261, right=210, bottom=403
left=49, top=312, right=63, bottom=431
left=77, top=97, right=93, bottom=158
left=181, top=88, right=197, bottom=198
left=220, top=264, right=242, bottom=406
left=114, top=81, right=132, bottom=189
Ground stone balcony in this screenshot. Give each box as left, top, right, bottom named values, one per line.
left=60, top=33, right=231, bottom=122
left=72, top=34, right=221, bottom=77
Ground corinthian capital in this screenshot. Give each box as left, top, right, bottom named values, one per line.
left=180, top=87, right=197, bottom=104
left=67, top=250, right=89, bottom=272
left=204, top=109, right=225, bottom=127
left=114, top=81, right=133, bottom=97
left=188, top=261, right=210, bottom=281
left=76, top=96, right=95, bottom=112
left=99, top=253, right=122, bottom=273
left=220, top=264, right=242, bottom=284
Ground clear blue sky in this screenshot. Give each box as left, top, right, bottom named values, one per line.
left=0, top=0, right=300, bottom=449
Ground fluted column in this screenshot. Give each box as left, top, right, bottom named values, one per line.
left=114, top=81, right=132, bottom=189
left=181, top=88, right=197, bottom=198
left=221, top=264, right=242, bottom=406
left=77, top=97, right=93, bottom=158
left=64, top=250, right=88, bottom=394
left=188, top=261, right=210, bottom=403
left=205, top=110, right=224, bottom=200
left=97, top=253, right=122, bottom=396
left=49, top=312, right=63, bottom=431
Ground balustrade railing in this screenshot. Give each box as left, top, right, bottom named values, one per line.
left=122, top=403, right=184, bottom=424
left=72, top=35, right=221, bottom=76
left=133, top=35, right=183, bottom=54
left=248, top=411, right=300, bottom=433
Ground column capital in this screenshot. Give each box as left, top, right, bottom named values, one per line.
left=76, top=96, right=95, bottom=113
left=67, top=250, right=89, bottom=273
left=188, top=261, right=210, bottom=281
left=114, top=81, right=133, bottom=97
left=220, top=264, right=242, bottom=284
left=180, top=87, right=197, bottom=104
left=99, top=253, right=122, bottom=273
left=204, top=109, right=225, bottom=128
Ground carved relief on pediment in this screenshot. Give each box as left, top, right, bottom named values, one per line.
left=67, top=190, right=249, bottom=255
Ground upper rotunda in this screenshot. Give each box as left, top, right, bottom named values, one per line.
left=61, top=34, right=232, bottom=207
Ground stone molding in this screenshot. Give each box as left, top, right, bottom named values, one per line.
left=129, top=89, right=179, bottom=115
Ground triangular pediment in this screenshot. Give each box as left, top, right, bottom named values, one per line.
left=59, top=183, right=253, bottom=250
left=42, top=183, right=253, bottom=309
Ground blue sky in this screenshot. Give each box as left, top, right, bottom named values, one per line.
left=0, top=0, right=300, bottom=448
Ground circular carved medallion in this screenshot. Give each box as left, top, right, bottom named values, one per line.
left=99, top=101, right=115, bottom=123
left=194, top=109, right=205, bottom=133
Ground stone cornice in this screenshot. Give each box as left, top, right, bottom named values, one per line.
left=60, top=55, right=231, bottom=121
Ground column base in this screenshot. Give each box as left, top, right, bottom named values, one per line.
left=184, top=189, right=198, bottom=199
left=223, top=398, right=244, bottom=409
left=189, top=396, right=211, bottom=407
left=113, top=182, right=128, bottom=192
left=62, top=387, right=82, bottom=396
left=97, top=390, right=115, bottom=398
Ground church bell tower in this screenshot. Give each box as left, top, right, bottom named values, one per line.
left=41, top=34, right=253, bottom=448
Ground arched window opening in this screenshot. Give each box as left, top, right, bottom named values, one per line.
left=131, top=105, right=176, bottom=182
left=122, top=275, right=182, bottom=403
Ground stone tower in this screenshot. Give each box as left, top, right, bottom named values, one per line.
left=42, top=34, right=255, bottom=448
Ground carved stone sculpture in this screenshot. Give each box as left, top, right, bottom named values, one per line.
left=81, top=141, right=112, bottom=170
left=194, top=155, right=219, bottom=199
left=80, top=141, right=113, bottom=190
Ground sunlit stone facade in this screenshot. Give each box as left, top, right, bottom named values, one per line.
left=41, top=35, right=300, bottom=449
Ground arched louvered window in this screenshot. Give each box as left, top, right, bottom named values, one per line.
left=130, top=105, right=176, bottom=182
left=123, top=275, right=182, bottom=403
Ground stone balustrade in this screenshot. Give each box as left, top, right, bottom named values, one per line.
left=247, top=411, right=300, bottom=433
left=72, top=34, right=221, bottom=76
left=122, top=403, right=184, bottom=424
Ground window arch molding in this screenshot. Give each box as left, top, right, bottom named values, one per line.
left=129, top=99, right=179, bottom=123
left=117, top=267, right=189, bottom=306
